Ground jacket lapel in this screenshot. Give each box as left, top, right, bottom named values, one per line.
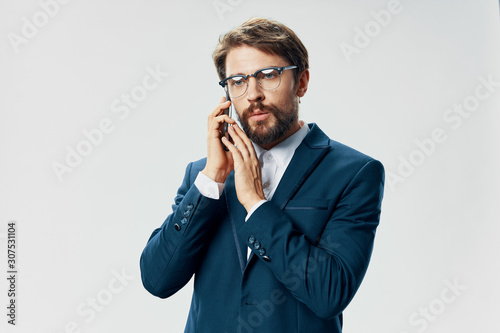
left=271, top=123, right=331, bottom=210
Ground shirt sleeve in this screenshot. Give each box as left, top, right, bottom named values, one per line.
left=245, top=199, right=267, bottom=221
left=194, top=171, right=225, bottom=199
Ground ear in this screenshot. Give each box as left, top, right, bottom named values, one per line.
left=296, top=69, right=310, bottom=98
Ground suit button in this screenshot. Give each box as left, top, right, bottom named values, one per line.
left=248, top=236, right=255, bottom=244
left=187, top=203, right=194, bottom=210
left=183, top=210, right=191, bottom=218
left=258, top=248, right=266, bottom=256
left=174, top=223, right=181, bottom=231
left=262, top=256, right=271, bottom=262
left=253, top=242, right=261, bottom=250
left=181, top=217, right=188, bottom=225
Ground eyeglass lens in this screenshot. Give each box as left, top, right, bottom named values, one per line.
left=227, top=68, right=281, bottom=98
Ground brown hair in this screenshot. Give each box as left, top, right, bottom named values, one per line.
left=212, top=17, right=309, bottom=84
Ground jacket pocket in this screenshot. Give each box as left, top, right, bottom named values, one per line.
left=283, top=198, right=332, bottom=243
left=284, top=198, right=330, bottom=210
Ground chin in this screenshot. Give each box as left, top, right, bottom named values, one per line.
left=251, top=122, right=273, bottom=135
left=254, top=114, right=275, bottom=128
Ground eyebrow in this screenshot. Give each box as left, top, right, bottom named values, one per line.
left=227, top=65, right=280, bottom=78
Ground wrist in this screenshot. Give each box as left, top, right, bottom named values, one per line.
left=201, top=168, right=227, bottom=184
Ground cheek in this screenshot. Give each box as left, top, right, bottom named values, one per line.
left=270, top=87, right=296, bottom=105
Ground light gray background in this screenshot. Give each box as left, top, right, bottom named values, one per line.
left=1, top=0, right=499, bottom=332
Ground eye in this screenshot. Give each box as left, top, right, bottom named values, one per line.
left=260, top=69, right=278, bottom=80
left=229, top=76, right=245, bottom=87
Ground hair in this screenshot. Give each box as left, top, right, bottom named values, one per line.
left=212, top=17, right=309, bottom=84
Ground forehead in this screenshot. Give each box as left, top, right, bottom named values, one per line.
left=225, top=45, right=289, bottom=76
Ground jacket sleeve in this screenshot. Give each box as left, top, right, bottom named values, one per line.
left=238, top=159, right=385, bottom=319
left=140, top=161, right=225, bottom=298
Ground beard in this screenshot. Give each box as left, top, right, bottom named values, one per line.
left=239, top=99, right=298, bottom=146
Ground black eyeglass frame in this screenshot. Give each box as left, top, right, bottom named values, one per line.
left=218, top=65, right=298, bottom=97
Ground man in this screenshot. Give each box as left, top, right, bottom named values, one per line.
left=140, top=17, right=384, bottom=332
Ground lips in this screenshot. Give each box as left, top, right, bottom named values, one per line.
left=243, top=102, right=274, bottom=123
left=249, top=110, right=270, bottom=122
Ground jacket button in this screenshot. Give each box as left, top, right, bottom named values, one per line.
left=258, top=248, right=266, bottom=256
left=174, top=223, right=181, bottom=231
left=183, top=210, right=191, bottom=218
left=262, top=256, right=271, bottom=262
left=253, top=242, right=261, bottom=250
left=187, top=203, right=194, bottom=210
left=181, top=217, right=188, bottom=225
left=248, top=236, right=255, bottom=244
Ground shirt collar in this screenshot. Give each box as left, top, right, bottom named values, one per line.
left=252, top=122, right=310, bottom=169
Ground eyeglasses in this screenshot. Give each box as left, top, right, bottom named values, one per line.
left=219, top=65, right=297, bottom=98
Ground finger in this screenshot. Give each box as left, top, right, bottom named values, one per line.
left=221, top=137, right=243, bottom=163
left=231, top=123, right=258, bottom=160
left=214, top=114, right=236, bottom=125
left=207, top=98, right=232, bottom=132
left=211, top=115, right=235, bottom=134
left=227, top=126, right=252, bottom=159
left=210, top=99, right=231, bottom=118
left=207, top=101, right=231, bottom=129
left=207, top=115, right=236, bottom=138
left=216, top=101, right=232, bottom=117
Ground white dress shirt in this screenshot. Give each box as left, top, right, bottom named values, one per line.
left=194, top=122, right=310, bottom=258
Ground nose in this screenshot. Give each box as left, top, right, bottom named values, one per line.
left=246, top=76, right=265, bottom=103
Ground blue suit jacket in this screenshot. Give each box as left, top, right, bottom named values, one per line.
left=141, top=123, right=385, bottom=332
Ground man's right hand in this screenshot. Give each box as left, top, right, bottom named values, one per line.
left=201, top=97, right=236, bottom=184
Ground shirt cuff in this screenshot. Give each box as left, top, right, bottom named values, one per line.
left=194, top=172, right=225, bottom=199
left=245, top=200, right=267, bottom=222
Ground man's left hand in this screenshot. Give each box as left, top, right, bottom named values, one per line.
left=222, top=124, right=266, bottom=212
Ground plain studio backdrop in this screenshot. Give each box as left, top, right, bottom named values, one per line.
left=1, top=0, right=499, bottom=332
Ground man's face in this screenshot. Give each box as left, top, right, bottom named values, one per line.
left=225, top=45, right=302, bottom=148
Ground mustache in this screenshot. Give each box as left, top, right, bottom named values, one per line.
left=242, top=102, right=275, bottom=117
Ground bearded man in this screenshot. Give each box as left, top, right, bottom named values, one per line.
left=140, top=17, right=385, bottom=333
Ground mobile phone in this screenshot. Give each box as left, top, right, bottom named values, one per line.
left=222, top=91, right=232, bottom=151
